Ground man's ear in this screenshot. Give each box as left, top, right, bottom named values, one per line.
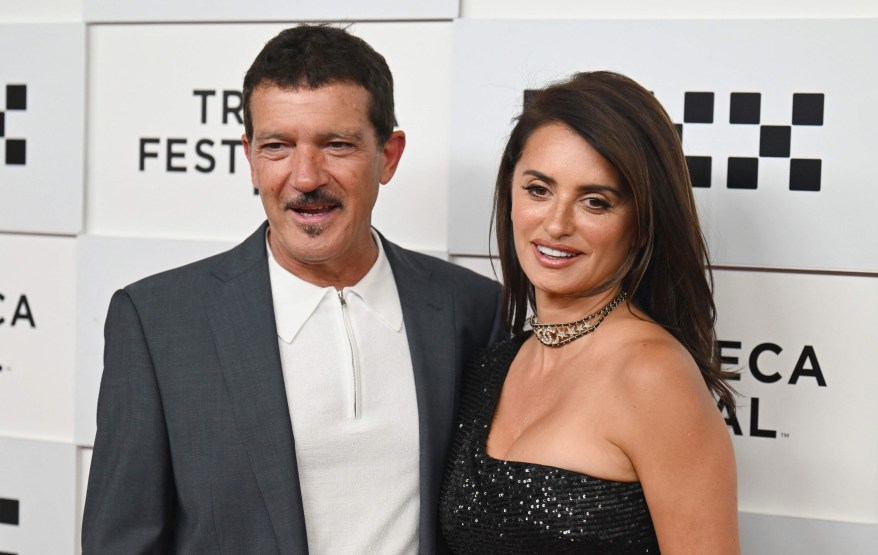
left=379, top=130, right=406, bottom=185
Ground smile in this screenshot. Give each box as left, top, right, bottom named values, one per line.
left=536, top=244, right=577, bottom=259
left=292, top=204, right=338, bottom=217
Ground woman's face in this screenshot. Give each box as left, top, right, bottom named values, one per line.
left=510, top=123, right=636, bottom=301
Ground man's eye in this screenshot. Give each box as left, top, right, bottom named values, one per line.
left=327, top=141, right=352, bottom=150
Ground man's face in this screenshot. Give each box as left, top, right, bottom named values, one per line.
left=243, top=82, right=405, bottom=287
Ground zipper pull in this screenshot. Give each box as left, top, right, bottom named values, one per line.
left=337, top=289, right=346, bottom=306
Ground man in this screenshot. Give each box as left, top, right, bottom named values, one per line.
left=82, top=25, right=503, bottom=554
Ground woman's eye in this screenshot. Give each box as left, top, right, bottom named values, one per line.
left=584, top=197, right=611, bottom=210
left=523, top=184, right=549, bottom=197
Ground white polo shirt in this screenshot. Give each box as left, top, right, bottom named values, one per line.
left=267, top=233, right=419, bottom=554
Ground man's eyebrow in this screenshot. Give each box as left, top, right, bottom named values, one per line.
left=253, top=132, right=288, bottom=143
left=317, top=130, right=365, bottom=143
left=521, top=169, right=623, bottom=196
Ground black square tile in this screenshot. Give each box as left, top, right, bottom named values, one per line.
left=0, top=497, right=19, bottom=525
left=789, top=159, right=822, bottom=191
left=727, top=157, right=759, bottom=189
left=0, top=112, right=4, bottom=137
left=684, top=92, right=714, bottom=123
left=686, top=156, right=712, bottom=188
left=792, top=93, right=824, bottom=126
left=730, top=92, right=761, bottom=124
left=5, top=138, right=26, bottom=165
left=674, top=123, right=683, bottom=141
left=6, top=84, right=26, bottom=111
left=760, top=126, right=791, bottom=157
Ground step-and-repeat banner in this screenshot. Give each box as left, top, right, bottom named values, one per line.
left=0, top=437, right=76, bottom=553
left=0, top=23, right=84, bottom=235
left=84, top=0, right=458, bottom=22
left=0, top=234, right=76, bottom=443
left=87, top=22, right=454, bottom=250
left=449, top=19, right=878, bottom=274
left=448, top=19, right=878, bottom=527
left=1, top=13, right=876, bottom=553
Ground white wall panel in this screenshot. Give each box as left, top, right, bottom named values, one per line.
left=85, top=0, right=457, bottom=22
left=74, top=235, right=234, bottom=446
left=77, top=447, right=91, bottom=555
left=739, top=512, right=878, bottom=554
left=461, top=0, right=878, bottom=19
left=87, top=22, right=453, bottom=252
left=714, top=269, right=878, bottom=523
left=0, top=234, right=76, bottom=442
left=0, top=437, right=76, bottom=554
left=0, top=23, right=85, bottom=235
left=0, top=0, right=82, bottom=22
left=449, top=19, right=878, bottom=273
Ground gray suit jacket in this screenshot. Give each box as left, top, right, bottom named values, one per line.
left=82, top=222, right=504, bottom=554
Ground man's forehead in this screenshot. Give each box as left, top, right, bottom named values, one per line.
left=250, top=82, right=371, bottom=113
left=249, top=82, right=377, bottom=138
left=253, top=79, right=369, bottom=97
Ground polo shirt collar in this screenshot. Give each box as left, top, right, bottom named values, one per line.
left=267, top=230, right=403, bottom=344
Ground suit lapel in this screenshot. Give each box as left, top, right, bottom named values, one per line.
left=203, top=223, right=308, bottom=554
left=382, top=237, right=457, bottom=555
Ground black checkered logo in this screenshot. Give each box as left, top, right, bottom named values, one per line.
left=523, top=88, right=824, bottom=192
left=0, top=497, right=19, bottom=526
left=0, top=497, right=20, bottom=554
left=1, top=84, right=27, bottom=166
left=679, top=92, right=824, bottom=191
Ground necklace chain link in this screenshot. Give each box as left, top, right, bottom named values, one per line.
left=528, top=290, right=628, bottom=348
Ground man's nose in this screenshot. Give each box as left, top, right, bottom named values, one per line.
left=290, top=146, right=327, bottom=192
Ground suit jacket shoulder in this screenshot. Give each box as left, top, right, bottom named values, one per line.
left=123, top=222, right=269, bottom=304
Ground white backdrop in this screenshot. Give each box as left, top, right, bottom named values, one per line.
left=448, top=19, right=878, bottom=273
left=87, top=22, right=454, bottom=251
left=0, top=2, right=876, bottom=553
left=0, top=437, right=76, bottom=554
left=83, top=0, right=458, bottom=22
left=0, top=23, right=84, bottom=235
left=0, top=235, right=76, bottom=442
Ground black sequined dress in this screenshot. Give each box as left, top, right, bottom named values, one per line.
left=440, top=335, right=660, bottom=554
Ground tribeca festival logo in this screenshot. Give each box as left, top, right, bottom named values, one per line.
left=138, top=89, right=249, bottom=184
left=719, top=339, right=826, bottom=440
left=1, top=84, right=27, bottom=166
left=523, top=89, right=825, bottom=191
left=0, top=496, right=19, bottom=526
left=1, top=496, right=20, bottom=555
left=0, top=292, right=36, bottom=374
left=678, top=91, right=824, bottom=191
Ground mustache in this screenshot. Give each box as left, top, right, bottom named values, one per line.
left=283, top=189, right=343, bottom=211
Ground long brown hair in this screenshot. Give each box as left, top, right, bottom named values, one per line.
left=493, top=71, right=736, bottom=412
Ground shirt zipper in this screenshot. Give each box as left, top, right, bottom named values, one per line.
left=337, top=290, right=361, bottom=420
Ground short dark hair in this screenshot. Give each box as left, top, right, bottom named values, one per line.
left=242, top=24, right=397, bottom=145
left=493, top=71, right=736, bottom=412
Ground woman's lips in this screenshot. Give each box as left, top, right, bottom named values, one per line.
left=531, top=242, right=581, bottom=268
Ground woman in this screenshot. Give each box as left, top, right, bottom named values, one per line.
left=440, top=71, right=739, bottom=554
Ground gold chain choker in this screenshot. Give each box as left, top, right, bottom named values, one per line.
left=528, top=290, right=628, bottom=348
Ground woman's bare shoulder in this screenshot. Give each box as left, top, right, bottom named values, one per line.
left=599, top=315, right=723, bottom=447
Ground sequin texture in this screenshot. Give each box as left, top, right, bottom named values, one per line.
left=440, top=336, right=660, bottom=554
